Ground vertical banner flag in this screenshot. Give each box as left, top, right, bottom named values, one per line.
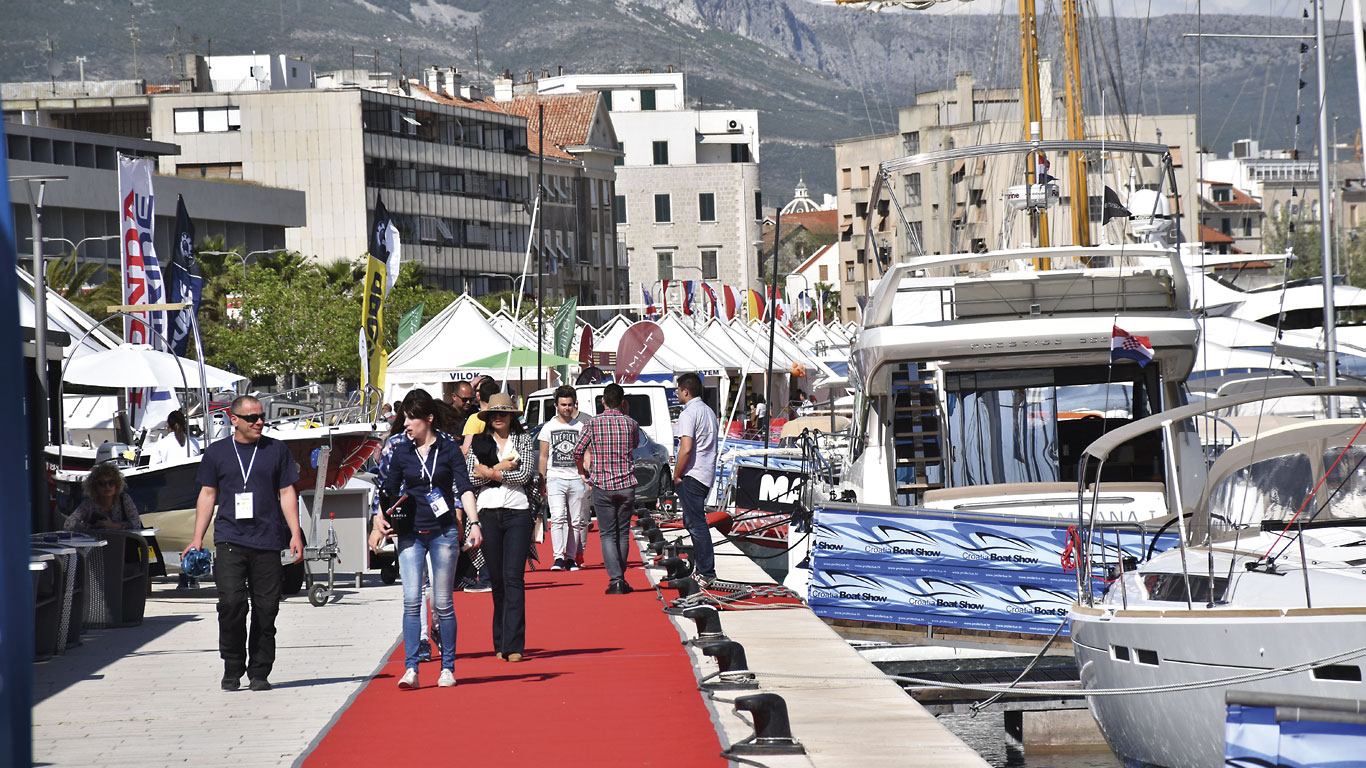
left=701, top=283, right=719, bottom=319
left=167, top=195, right=201, bottom=357
left=642, top=285, right=658, bottom=320
left=615, top=320, right=665, bottom=384
left=372, top=193, right=402, bottom=293
left=551, top=298, right=578, bottom=384
left=577, top=323, right=595, bottom=366
left=723, top=285, right=739, bottom=321
left=358, top=255, right=388, bottom=403
left=746, top=288, right=763, bottom=321
left=118, top=154, right=167, bottom=427
left=681, top=280, right=695, bottom=315
left=397, top=303, right=424, bottom=346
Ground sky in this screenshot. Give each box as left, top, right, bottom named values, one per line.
left=810, top=0, right=1357, bottom=18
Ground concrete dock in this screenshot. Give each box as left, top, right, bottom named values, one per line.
left=655, top=528, right=990, bottom=768
left=33, top=526, right=989, bottom=767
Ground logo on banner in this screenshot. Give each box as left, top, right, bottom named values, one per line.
left=735, top=466, right=806, bottom=514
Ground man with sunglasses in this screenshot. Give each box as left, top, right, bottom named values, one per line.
left=185, top=395, right=302, bottom=692
left=449, top=380, right=477, bottom=434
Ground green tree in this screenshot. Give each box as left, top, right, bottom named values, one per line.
left=39, top=250, right=121, bottom=319
left=1263, top=211, right=1366, bottom=288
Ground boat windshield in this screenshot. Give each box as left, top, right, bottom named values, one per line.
left=944, top=364, right=1164, bottom=486
left=1209, top=446, right=1366, bottom=530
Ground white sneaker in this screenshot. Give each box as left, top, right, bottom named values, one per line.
left=398, top=668, right=418, bottom=690
left=437, top=669, right=456, bottom=687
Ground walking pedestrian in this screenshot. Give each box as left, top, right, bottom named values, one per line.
left=184, top=395, right=302, bottom=692
left=467, top=393, right=538, bottom=662
left=538, top=385, right=588, bottom=571
left=573, top=383, right=639, bottom=594
left=673, top=373, right=719, bottom=586
left=371, top=389, right=479, bottom=689
left=461, top=377, right=500, bottom=454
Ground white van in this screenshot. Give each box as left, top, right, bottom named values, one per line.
left=523, top=382, right=679, bottom=459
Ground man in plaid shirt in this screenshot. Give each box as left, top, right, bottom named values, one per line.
left=573, top=383, right=640, bottom=594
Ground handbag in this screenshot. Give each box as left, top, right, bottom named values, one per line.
left=379, top=493, right=415, bottom=536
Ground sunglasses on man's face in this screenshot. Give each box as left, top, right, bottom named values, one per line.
left=459, top=396, right=477, bottom=404
left=233, top=412, right=266, bottom=424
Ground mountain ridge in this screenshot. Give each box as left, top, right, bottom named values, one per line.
left=2, top=0, right=1358, bottom=201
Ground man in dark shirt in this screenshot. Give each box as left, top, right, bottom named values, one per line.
left=185, top=395, right=302, bottom=692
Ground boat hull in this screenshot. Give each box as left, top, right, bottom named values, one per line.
left=1070, top=608, right=1366, bottom=768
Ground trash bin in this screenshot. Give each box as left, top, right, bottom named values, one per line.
left=33, top=532, right=106, bottom=649
left=30, top=542, right=81, bottom=654
left=32, top=553, right=60, bottom=660
left=84, top=530, right=150, bottom=627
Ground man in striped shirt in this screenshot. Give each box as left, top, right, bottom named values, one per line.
left=573, top=383, right=640, bottom=594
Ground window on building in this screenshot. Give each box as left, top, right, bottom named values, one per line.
left=840, top=167, right=852, bottom=189
left=856, top=248, right=866, bottom=264
left=614, top=141, right=624, bottom=167
left=1213, top=187, right=1230, bottom=202
left=652, top=140, right=669, bottom=166
left=754, top=190, right=763, bottom=221
left=614, top=194, right=627, bottom=225
left=698, top=193, right=716, bottom=222
left=905, top=173, right=922, bottom=207
left=1243, top=217, right=1253, bottom=236
left=641, top=89, right=657, bottom=111
left=902, top=131, right=920, bottom=154
left=701, top=249, right=718, bottom=279
left=859, top=166, right=870, bottom=188
left=173, top=106, right=241, bottom=133
left=603, top=90, right=613, bottom=110
left=654, top=193, right=671, bottom=223
left=730, top=144, right=750, bottom=163
left=176, top=162, right=244, bottom=179
left=657, top=250, right=673, bottom=277
left=819, top=264, right=829, bottom=281
left=1221, top=217, right=1231, bottom=235
left=846, top=265, right=855, bottom=281
left=855, top=202, right=868, bottom=218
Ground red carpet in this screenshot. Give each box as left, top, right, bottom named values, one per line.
left=303, top=530, right=726, bottom=767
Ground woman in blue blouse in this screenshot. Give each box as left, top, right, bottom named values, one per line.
left=371, top=389, right=481, bottom=689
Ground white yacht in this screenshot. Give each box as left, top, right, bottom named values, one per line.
left=1070, top=387, right=1366, bottom=768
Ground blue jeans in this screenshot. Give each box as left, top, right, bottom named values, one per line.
left=398, top=526, right=458, bottom=671
left=678, top=476, right=716, bottom=579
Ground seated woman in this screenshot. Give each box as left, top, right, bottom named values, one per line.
left=150, top=410, right=202, bottom=465
left=65, top=463, right=143, bottom=531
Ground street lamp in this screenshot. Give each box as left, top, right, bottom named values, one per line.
left=200, top=249, right=283, bottom=283
left=26, top=234, right=122, bottom=278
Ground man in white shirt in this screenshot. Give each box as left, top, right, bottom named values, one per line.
left=538, top=385, right=589, bottom=571
left=672, top=373, right=719, bottom=585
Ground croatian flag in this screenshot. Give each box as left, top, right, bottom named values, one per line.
left=642, top=285, right=658, bottom=320
left=681, top=280, right=696, bottom=315
left=1111, top=325, right=1154, bottom=367
left=701, top=283, right=719, bottom=319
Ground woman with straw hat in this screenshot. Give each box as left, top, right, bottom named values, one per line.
left=466, top=392, right=538, bottom=662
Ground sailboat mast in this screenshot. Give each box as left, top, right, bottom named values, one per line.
left=1312, top=0, right=1339, bottom=410
left=1020, top=0, right=1051, bottom=253
left=1061, top=0, right=1090, bottom=247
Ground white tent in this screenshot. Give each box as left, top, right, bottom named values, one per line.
left=654, top=314, right=738, bottom=410
left=488, top=308, right=541, bottom=349
left=385, top=294, right=522, bottom=400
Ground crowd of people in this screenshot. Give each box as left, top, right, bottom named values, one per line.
left=68, top=373, right=722, bottom=693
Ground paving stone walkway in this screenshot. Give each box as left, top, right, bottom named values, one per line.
left=33, top=579, right=402, bottom=767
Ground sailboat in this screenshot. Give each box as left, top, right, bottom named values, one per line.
left=1069, top=387, right=1366, bottom=767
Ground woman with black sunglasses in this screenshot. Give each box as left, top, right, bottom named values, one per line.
left=65, top=462, right=143, bottom=531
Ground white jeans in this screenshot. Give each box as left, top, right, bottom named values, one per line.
left=546, top=476, right=591, bottom=560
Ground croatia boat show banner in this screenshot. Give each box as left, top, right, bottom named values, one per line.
left=807, top=503, right=1175, bottom=635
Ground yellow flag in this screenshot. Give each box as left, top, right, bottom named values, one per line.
left=359, top=254, right=387, bottom=407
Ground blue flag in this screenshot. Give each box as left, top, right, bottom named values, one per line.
left=167, top=195, right=202, bottom=357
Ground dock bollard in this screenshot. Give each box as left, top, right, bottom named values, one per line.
left=661, top=556, right=693, bottom=580
left=723, top=693, right=805, bottom=756
left=664, top=576, right=699, bottom=597
left=700, top=640, right=758, bottom=691
left=681, top=605, right=723, bottom=645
